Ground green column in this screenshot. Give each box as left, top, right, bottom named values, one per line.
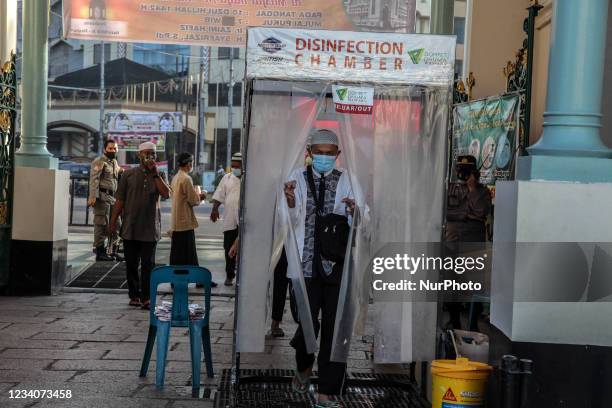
left=430, top=0, right=455, bottom=35
left=15, top=0, right=56, bottom=169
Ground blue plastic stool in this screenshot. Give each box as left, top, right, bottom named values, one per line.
left=139, top=265, right=214, bottom=397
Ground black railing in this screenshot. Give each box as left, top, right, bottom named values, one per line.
left=69, top=175, right=93, bottom=226
left=0, top=52, right=17, bottom=288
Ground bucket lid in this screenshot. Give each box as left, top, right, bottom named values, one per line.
left=431, top=358, right=493, bottom=375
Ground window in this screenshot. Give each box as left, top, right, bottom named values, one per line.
left=218, top=47, right=240, bottom=59
left=93, top=43, right=111, bottom=64
left=49, top=43, right=70, bottom=77
left=208, top=83, right=217, bottom=107
left=454, top=17, right=466, bottom=45
left=232, top=82, right=242, bottom=107
left=218, top=83, right=229, bottom=107
left=208, top=82, right=243, bottom=107
left=132, top=43, right=190, bottom=74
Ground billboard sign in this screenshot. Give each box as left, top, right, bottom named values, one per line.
left=62, top=0, right=417, bottom=47
left=104, top=112, right=182, bottom=133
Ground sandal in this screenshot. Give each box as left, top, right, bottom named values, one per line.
left=140, top=300, right=151, bottom=310
left=267, top=327, right=285, bottom=338
left=291, top=371, right=310, bottom=394
left=129, top=298, right=141, bottom=307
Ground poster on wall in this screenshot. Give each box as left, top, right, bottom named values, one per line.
left=109, top=133, right=166, bottom=152
left=452, top=93, right=520, bottom=186
left=105, top=112, right=182, bottom=133
left=62, top=0, right=416, bottom=47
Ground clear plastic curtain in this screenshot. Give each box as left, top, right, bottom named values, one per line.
left=237, top=79, right=451, bottom=363
left=329, top=85, right=450, bottom=362
left=370, top=87, right=451, bottom=363
left=236, top=80, right=328, bottom=353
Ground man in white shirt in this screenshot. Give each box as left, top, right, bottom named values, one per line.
left=283, top=129, right=355, bottom=407
left=211, top=152, right=242, bottom=286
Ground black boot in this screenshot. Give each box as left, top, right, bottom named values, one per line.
left=95, top=246, right=115, bottom=262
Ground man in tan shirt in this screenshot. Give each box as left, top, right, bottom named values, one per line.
left=169, top=153, right=218, bottom=287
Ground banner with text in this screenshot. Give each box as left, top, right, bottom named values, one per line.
left=104, top=112, right=182, bottom=133
left=246, top=28, right=456, bottom=85
left=110, top=133, right=166, bottom=151
left=452, top=94, right=520, bottom=185
left=62, top=0, right=416, bottom=47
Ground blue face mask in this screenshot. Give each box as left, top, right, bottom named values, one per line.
left=312, top=154, right=336, bottom=173
left=232, top=168, right=242, bottom=177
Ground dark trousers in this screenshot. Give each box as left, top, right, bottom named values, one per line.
left=272, top=249, right=290, bottom=322
left=223, top=228, right=239, bottom=280
left=291, top=264, right=346, bottom=396
left=124, top=240, right=157, bottom=301
left=170, top=229, right=198, bottom=266
left=444, top=227, right=487, bottom=332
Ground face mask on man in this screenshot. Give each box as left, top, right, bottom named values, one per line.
left=140, top=153, right=156, bottom=165
left=105, top=151, right=116, bottom=160
left=232, top=168, right=242, bottom=177
left=312, top=154, right=336, bottom=173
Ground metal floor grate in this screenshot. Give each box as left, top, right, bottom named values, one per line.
left=67, top=262, right=163, bottom=289
left=215, top=369, right=429, bottom=408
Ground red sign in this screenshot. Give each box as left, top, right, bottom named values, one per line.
left=334, top=103, right=373, bottom=115
left=442, top=388, right=457, bottom=401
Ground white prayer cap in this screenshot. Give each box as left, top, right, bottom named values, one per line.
left=138, top=141, right=156, bottom=152
left=309, top=129, right=338, bottom=147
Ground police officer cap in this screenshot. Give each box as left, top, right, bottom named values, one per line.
left=457, top=155, right=477, bottom=167
left=177, top=152, right=193, bottom=166
left=310, top=129, right=339, bottom=147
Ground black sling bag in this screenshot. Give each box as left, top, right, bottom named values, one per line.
left=306, top=165, right=350, bottom=263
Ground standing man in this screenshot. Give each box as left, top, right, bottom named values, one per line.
left=109, top=142, right=170, bottom=309
left=168, top=152, right=217, bottom=288
left=445, top=155, right=492, bottom=331
left=88, top=139, right=122, bottom=261
left=211, top=152, right=242, bottom=286
left=445, top=155, right=491, bottom=242
left=169, top=152, right=206, bottom=265
left=284, top=129, right=355, bottom=407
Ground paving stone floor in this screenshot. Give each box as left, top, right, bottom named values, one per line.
left=0, top=292, right=378, bottom=408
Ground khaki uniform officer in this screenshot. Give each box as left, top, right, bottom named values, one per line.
left=88, top=139, right=122, bottom=261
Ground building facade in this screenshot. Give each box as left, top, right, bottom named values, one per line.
left=16, top=0, right=245, bottom=176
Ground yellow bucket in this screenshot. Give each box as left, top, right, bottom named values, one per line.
left=431, top=358, right=492, bottom=407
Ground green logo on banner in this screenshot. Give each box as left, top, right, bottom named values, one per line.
left=408, top=48, right=425, bottom=64
left=336, top=88, right=348, bottom=101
